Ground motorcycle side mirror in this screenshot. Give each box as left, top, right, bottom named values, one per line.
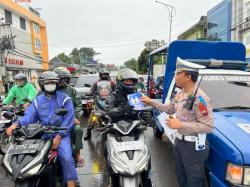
left=55, top=109, right=68, bottom=116
left=2, top=111, right=14, bottom=119
left=84, top=84, right=91, bottom=88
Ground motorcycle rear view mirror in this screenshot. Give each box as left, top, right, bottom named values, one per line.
left=2, top=111, right=14, bottom=119
left=84, top=84, right=91, bottom=88
left=55, top=109, right=68, bottom=116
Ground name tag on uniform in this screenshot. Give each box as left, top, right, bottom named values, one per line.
left=195, top=133, right=206, bottom=151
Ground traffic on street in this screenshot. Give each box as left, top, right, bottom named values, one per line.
left=1, top=0, right=250, bottom=187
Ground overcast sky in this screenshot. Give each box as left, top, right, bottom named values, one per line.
left=27, top=0, right=222, bottom=65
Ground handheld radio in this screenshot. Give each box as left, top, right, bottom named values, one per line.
left=184, top=75, right=204, bottom=110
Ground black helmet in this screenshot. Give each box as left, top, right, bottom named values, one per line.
left=38, top=71, right=59, bottom=90
left=116, top=68, right=138, bottom=94
left=99, top=69, right=110, bottom=80
left=14, top=73, right=27, bottom=82
left=54, top=67, right=71, bottom=78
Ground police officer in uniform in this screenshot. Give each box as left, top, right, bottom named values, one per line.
left=141, top=57, right=214, bottom=187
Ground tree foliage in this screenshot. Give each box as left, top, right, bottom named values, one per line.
left=137, top=49, right=149, bottom=74
left=56, top=47, right=100, bottom=65
left=57, top=52, right=71, bottom=64
left=124, top=58, right=137, bottom=71
left=124, top=47, right=166, bottom=74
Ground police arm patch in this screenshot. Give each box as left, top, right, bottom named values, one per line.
left=198, top=96, right=208, bottom=117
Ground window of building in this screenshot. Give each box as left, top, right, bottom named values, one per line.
left=20, top=17, right=26, bottom=30
left=36, top=55, right=42, bottom=64
left=35, top=39, right=41, bottom=51
left=4, top=10, right=12, bottom=24
left=33, top=23, right=40, bottom=33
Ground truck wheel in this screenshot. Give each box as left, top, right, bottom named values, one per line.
left=153, top=126, right=163, bottom=139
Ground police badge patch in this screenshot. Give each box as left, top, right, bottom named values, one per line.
left=198, top=96, right=208, bottom=117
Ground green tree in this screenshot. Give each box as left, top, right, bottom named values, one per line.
left=124, top=58, right=137, bottom=71
left=70, top=47, right=101, bottom=65
left=57, top=52, right=71, bottom=64
left=137, top=49, right=149, bottom=74
left=70, top=48, right=80, bottom=64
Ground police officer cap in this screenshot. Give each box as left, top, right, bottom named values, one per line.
left=176, top=57, right=205, bottom=73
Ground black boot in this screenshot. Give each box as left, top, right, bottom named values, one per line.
left=84, top=128, right=91, bottom=140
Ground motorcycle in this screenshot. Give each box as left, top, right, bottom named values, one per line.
left=2, top=109, right=68, bottom=187
left=85, top=80, right=113, bottom=140
left=100, top=112, right=152, bottom=187
left=0, top=104, right=26, bottom=155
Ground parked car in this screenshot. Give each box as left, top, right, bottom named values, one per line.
left=74, top=74, right=98, bottom=115
left=69, top=76, right=79, bottom=87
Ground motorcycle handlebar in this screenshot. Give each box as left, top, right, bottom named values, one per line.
left=50, top=126, right=68, bottom=130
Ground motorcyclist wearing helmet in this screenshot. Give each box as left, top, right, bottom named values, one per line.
left=104, top=68, right=155, bottom=186
left=91, top=70, right=116, bottom=96
left=54, top=67, right=85, bottom=167
left=84, top=70, right=115, bottom=140
left=6, top=71, right=78, bottom=187
left=3, top=73, right=37, bottom=107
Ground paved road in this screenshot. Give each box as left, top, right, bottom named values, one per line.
left=0, top=117, right=178, bottom=187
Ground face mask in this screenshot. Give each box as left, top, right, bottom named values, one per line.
left=44, top=84, right=57, bottom=92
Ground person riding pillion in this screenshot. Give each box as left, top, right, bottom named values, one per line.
left=141, top=57, right=214, bottom=187
left=54, top=67, right=85, bottom=167
left=3, top=73, right=37, bottom=107
left=6, top=71, right=78, bottom=187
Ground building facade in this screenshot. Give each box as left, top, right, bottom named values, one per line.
left=0, top=0, right=48, bottom=91
left=178, top=16, right=207, bottom=40
left=233, top=0, right=250, bottom=60
left=207, top=0, right=232, bottom=41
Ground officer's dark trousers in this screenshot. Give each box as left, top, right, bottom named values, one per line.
left=173, top=139, right=209, bottom=187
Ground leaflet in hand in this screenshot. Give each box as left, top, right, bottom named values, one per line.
left=127, top=92, right=145, bottom=110
left=157, top=112, right=176, bottom=144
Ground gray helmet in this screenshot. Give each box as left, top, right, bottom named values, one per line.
left=54, top=67, right=71, bottom=78
left=116, top=68, right=138, bottom=94
left=14, top=73, right=27, bottom=82
left=38, top=71, right=59, bottom=90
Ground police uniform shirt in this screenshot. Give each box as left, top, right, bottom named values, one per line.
left=152, top=87, right=214, bottom=136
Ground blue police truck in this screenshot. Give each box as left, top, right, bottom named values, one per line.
left=147, top=40, right=250, bottom=187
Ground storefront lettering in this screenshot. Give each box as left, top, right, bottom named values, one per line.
left=5, top=58, right=24, bottom=66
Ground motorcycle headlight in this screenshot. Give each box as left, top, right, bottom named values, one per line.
left=26, top=164, right=42, bottom=176
left=244, top=168, right=250, bottom=185
left=225, top=163, right=243, bottom=185
left=91, top=115, right=97, bottom=122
